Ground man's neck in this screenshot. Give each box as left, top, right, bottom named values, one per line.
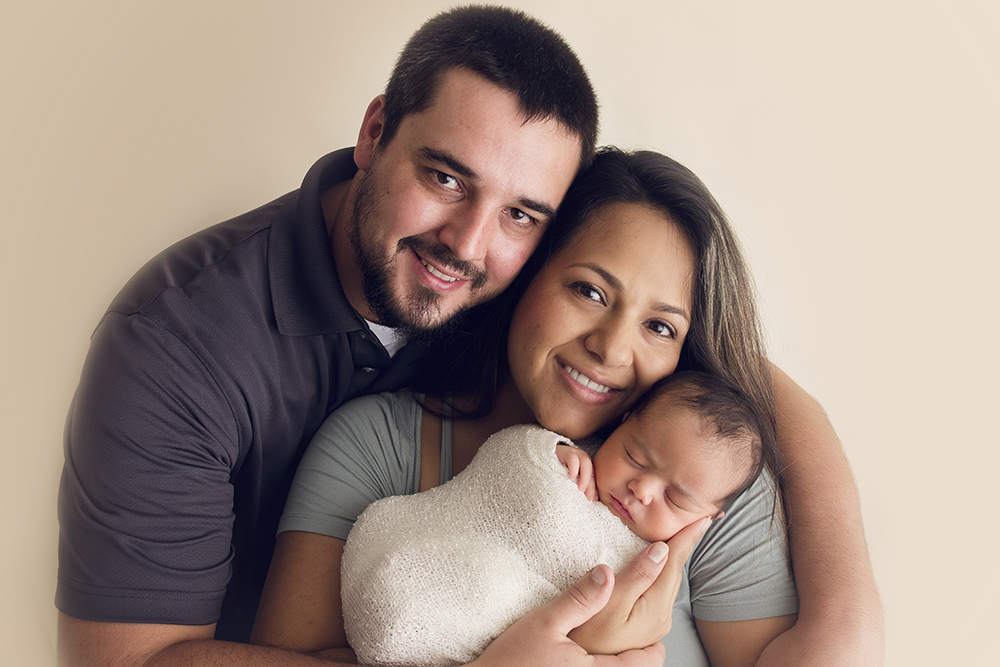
left=320, top=178, right=371, bottom=320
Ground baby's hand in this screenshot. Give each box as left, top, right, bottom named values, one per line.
left=556, top=444, right=598, bottom=501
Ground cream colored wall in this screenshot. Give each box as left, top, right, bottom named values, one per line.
left=2, top=1, right=997, bottom=665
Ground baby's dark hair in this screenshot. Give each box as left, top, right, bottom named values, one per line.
left=626, top=370, right=778, bottom=512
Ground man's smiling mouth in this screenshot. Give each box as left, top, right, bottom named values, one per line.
left=419, top=256, right=461, bottom=283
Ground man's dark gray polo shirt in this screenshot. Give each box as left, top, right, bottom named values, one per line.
left=56, top=148, right=424, bottom=641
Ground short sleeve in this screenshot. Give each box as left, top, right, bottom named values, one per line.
left=57, top=312, right=241, bottom=625
left=278, top=392, right=422, bottom=541
left=687, top=470, right=799, bottom=622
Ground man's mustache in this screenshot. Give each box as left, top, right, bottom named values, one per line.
left=398, top=236, right=488, bottom=291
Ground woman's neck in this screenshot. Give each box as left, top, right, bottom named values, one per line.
left=450, top=375, right=538, bottom=475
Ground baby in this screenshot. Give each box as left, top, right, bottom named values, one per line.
left=341, top=371, right=774, bottom=667
left=557, top=369, right=770, bottom=543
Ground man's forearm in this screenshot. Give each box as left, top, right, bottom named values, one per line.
left=144, top=641, right=354, bottom=667
left=58, top=614, right=353, bottom=667
left=767, top=364, right=884, bottom=665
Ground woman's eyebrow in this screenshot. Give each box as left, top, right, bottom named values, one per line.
left=572, top=263, right=622, bottom=290
left=571, top=262, right=691, bottom=321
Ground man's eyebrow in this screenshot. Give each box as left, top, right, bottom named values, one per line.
left=570, top=263, right=691, bottom=321
left=517, top=196, right=557, bottom=220
left=418, top=147, right=557, bottom=220
left=418, top=147, right=477, bottom=180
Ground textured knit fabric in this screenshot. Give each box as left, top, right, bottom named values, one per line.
left=341, top=424, right=648, bottom=667
left=56, top=149, right=425, bottom=641
left=281, top=391, right=798, bottom=666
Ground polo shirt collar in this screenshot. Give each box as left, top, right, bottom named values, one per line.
left=269, top=148, right=365, bottom=336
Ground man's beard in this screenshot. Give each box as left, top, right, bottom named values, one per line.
left=347, top=163, right=492, bottom=346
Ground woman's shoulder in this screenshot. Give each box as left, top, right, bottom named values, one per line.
left=309, top=390, right=423, bottom=456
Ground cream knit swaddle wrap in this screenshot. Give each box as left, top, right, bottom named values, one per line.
left=341, top=424, right=649, bottom=667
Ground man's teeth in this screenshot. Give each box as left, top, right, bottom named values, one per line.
left=563, top=364, right=611, bottom=393
left=421, top=258, right=460, bottom=282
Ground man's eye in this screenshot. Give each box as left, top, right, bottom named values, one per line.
left=434, top=171, right=459, bottom=190
left=510, top=207, right=536, bottom=225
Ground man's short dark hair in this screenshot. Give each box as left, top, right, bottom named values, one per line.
left=380, top=5, right=599, bottom=169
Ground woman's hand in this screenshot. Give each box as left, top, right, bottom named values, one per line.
left=568, top=516, right=711, bottom=654
left=472, top=564, right=666, bottom=667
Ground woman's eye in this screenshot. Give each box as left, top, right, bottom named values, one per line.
left=434, top=171, right=460, bottom=191
left=573, top=282, right=604, bottom=304
left=648, top=320, right=677, bottom=339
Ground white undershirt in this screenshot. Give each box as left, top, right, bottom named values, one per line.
left=365, top=320, right=407, bottom=358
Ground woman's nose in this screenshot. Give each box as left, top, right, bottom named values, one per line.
left=584, top=316, right=633, bottom=368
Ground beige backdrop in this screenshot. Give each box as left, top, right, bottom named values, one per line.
left=2, top=1, right=997, bottom=665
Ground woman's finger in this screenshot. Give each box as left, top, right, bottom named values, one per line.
left=604, top=541, right=671, bottom=609
left=541, top=564, right=617, bottom=635
left=635, top=516, right=712, bottom=611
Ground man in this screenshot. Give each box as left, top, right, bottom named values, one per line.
left=57, top=6, right=685, bottom=667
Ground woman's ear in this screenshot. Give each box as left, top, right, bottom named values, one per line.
left=354, top=95, right=387, bottom=171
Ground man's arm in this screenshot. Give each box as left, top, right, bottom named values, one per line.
left=756, top=364, right=884, bottom=666
left=58, top=614, right=346, bottom=667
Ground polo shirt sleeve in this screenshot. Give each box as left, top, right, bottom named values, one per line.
left=687, top=470, right=800, bottom=622
left=57, top=311, right=242, bottom=626
left=279, top=392, right=421, bottom=541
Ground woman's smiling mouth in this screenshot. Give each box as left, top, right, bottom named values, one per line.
left=560, top=362, right=611, bottom=394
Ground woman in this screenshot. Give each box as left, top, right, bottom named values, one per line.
left=252, top=148, right=796, bottom=665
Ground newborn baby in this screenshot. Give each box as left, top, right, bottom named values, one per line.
left=341, top=371, right=768, bottom=667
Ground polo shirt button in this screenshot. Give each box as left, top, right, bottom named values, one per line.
left=360, top=366, right=375, bottom=373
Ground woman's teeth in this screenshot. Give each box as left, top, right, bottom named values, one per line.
left=421, top=258, right=459, bottom=282
left=562, top=364, right=610, bottom=393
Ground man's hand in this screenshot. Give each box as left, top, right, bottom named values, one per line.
left=569, top=516, right=711, bottom=655
left=472, top=564, right=665, bottom=667
left=557, top=443, right=598, bottom=501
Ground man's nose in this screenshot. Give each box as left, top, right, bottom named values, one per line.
left=437, top=204, right=494, bottom=262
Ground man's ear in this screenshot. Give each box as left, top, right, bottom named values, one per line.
left=354, top=94, right=387, bottom=171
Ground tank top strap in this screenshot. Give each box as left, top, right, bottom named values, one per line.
left=439, top=395, right=454, bottom=485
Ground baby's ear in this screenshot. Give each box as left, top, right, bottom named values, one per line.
left=713, top=510, right=726, bottom=521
